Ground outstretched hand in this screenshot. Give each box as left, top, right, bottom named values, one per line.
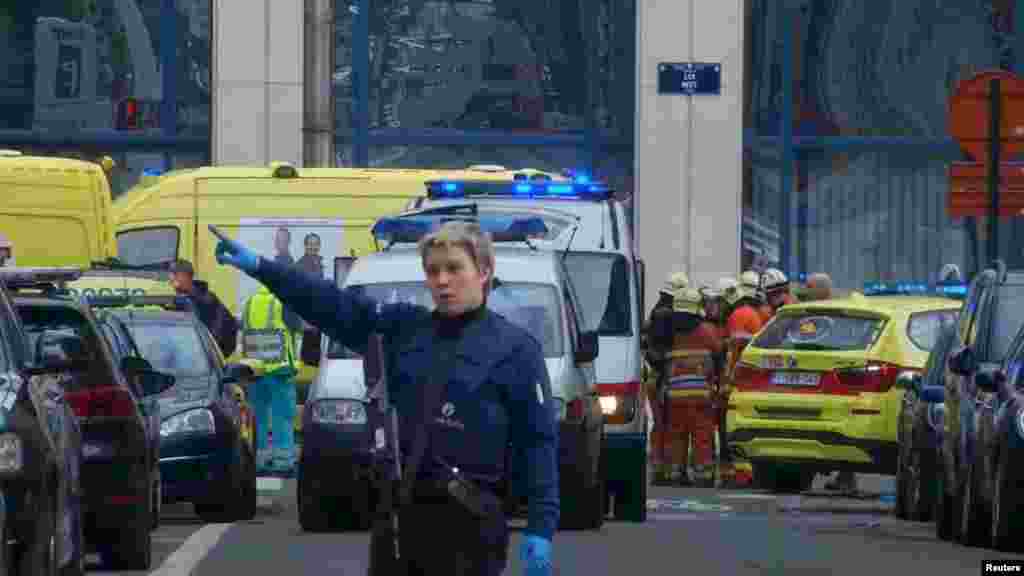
left=212, top=231, right=260, bottom=274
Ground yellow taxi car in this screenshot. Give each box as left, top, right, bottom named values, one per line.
left=726, top=282, right=963, bottom=493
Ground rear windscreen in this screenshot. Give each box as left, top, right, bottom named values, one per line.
left=752, top=312, right=885, bottom=352
left=17, top=305, right=112, bottom=390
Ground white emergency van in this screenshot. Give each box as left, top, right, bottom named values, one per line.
left=409, top=170, right=647, bottom=522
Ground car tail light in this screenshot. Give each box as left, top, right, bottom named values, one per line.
left=733, top=362, right=771, bottom=391
left=565, top=398, right=585, bottom=422
left=65, top=386, right=137, bottom=419
left=834, top=362, right=906, bottom=394
left=596, top=381, right=640, bottom=425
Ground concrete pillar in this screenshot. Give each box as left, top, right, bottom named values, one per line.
left=303, top=0, right=335, bottom=167
left=212, top=0, right=304, bottom=166
left=635, top=0, right=745, bottom=313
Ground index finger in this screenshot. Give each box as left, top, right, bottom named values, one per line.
left=208, top=224, right=230, bottom=243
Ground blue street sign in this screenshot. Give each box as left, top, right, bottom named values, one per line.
left=657, top=62, right=722, bottom=95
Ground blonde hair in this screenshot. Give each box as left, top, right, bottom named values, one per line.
left=418, top=221, right=496, bottom=284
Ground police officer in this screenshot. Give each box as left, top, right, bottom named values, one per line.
left=240, top=285, right=299, bottom=474
left=644, top=272, right=689, bottom=484
left=214, top=221, right=557, bottom=576
left=664, top=287, right=723, bottom=486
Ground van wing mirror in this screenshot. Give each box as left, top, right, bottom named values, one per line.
left=121, top=355, right=154, bottom=375
left=948, top=347, right=976, bottom=377
left=139, top=370, right=176, bottom=396
left=575, top=331, right=599, bottom=364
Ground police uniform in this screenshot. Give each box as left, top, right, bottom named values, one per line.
left=250, top=258, right=558, bottom=575
left=240, top=285, right=299, bottom=473
left=664, top=288, right=723, bottom=485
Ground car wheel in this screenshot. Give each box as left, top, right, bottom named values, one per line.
left=105, top=475, right=152, bottom=570
left=21, top=476, right=58, bottom=576
left=151, top=469, right=162, bottom=531
left=959, top=459, right=991, bottom=547
left=297, top=464, right=331, bottom=532
left=935, top=455, right=955, bottom=540
left=911, top=446, right=935, bottom=522
left=895, top=441, right=909, bottom=519
left=235, top=450, right=258, bottom=522
left=991, top=454, right=1024, bottom=552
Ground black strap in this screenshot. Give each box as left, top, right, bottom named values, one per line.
left=399, top=337, right=457, bottom=507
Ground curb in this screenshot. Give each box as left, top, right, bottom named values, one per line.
left=777, top=496, right=894, bottom=515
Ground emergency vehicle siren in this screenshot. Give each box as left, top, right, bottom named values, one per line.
left=424, top=171, right=611, bottom=201
left=862, top=281, right=968, bottom=299
left=371, top=204, right=548, bottom=246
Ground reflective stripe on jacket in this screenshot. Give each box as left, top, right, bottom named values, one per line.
left=241, top=288, right=297, bottom=376
left=666, top=321, right=723, bottom=399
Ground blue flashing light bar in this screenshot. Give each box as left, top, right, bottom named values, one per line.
left=142, top=167, right=164, bottom=177
left=372, top=214, right=548, bottom=244
left=426, top=178, right=611, bottom=200
left=862, top=281, right=968, bottom=298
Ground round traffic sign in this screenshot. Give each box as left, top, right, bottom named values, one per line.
left=948, top=69, right=1024, bottom=161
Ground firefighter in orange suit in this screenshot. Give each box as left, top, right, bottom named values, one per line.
left=721, top=274, right=766, bottom=487
left=664, top=287, right=724, bottom=486
left=645, top=272, right=691, bottom=484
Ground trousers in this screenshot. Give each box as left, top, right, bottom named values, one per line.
left=667, top=397, right=715, bottom=469
left=398, top=493, right=509, bottom=576
left=248, top=372, right=297, bottom=467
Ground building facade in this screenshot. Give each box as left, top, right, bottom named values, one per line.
left=0, top=1, right=1015, bottom=311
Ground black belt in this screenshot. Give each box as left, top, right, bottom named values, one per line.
left=411, top=470, right=504, bottom=520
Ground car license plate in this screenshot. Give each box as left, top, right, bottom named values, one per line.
left=770, top=372, right=820, bottom=387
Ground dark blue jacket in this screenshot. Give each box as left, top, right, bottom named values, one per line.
left=251, top=258, right=560, bottom=539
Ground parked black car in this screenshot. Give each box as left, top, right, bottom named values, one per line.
left=92, top=298, right=257, bottom=524
left=0, top=268, right=87, bottom=575
left=938, top=260, right=1024, bottom=545
left=953, top=312, right=1024, bottom=552
left=895, top=324, right=956, bottom=521
left=94, top=310, right=164, bottom=528
left=9, top=278, right=173, bottom=570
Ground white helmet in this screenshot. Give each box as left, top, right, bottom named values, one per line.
left=762, top=268, right=789, bottom=292
left=739, top=270, right=761, bottom=290
left=939, top=264, right=962, bottom=283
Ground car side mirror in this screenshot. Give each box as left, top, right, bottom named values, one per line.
left=223, top=363, right=255, bottom=385
left=948, top=347, right=976, bottom=377
left=121, top=355, right=153, bottom=375
left=975, top=367, right=1006, bottom=393
left=575, top=331, right=599, bottom=364
left=896, top=371, right=921, bottom=394
left=138, top=370, right=175, bottom=396
left=300, top=333, right=321, bottom=367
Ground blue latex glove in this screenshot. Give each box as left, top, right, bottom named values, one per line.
left=519, top=535, right=552, bottom=576
left=214, top=235, right=260, bottom=274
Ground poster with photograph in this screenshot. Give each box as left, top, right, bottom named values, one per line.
left=236, top=218, right=346, bottom=315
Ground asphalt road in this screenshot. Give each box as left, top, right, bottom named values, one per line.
left=109, top=473, right=1024, bottom=576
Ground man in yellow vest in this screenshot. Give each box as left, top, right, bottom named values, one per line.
left=241, top=285, right=299, bottom=475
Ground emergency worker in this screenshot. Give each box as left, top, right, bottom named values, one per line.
left=721, top=275, right=766, bottom=486
left=760, top=268, right=796, bottom=321
left=214, top=221, right=558, bottom=576
left=644, top=272, right=689, bottom=483
left=168, top=259, right=238, bottom=357
left=663, top=287, right=723, bottom=486
left=240, top=286, right=299, bottom=474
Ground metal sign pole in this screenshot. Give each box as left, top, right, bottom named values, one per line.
left=988, top=78, right=1002, bottom=264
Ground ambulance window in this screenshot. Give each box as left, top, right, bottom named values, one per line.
left=116, top=227, right=179, bottom=267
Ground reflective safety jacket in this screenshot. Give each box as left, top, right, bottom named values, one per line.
left=665, top=318, right=724, bottom=399
left=240, top=286, right=297, bottom=377
left=725, top=303, right=765, bottom=389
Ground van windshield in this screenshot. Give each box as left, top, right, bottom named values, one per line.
left=328, top=281, right=564, bottom=358
left=562, top=252, right=632, bottom=337
left=116, top=227, right=179, bottom=267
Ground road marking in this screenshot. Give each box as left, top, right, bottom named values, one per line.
left=649, top=513, right=702, bottom=521
left=718, top=492, right=778, bottom=500
left=257, top=477, right=284, bottom=491
left=647, top=498, right=733, bottom=513
left=149, top=523, right=232, bottom=576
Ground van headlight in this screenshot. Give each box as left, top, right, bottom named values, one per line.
left=0, top=433, right=23, bottom=473
left=161, top=409, right=215, bottom=437
left=312, top=400, right=366, bottom=425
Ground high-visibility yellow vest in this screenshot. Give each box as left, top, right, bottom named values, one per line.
left=240, top=287, right=297, bottom=376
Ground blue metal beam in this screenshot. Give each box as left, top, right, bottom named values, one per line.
left=160, top=0, right=181, bottom=167
left=746, top=135, right=963, bottom=154
left=352, top=0, right=369, bottom=166
left=0, top=131, right=210, bottom=152
left=779, top=12, right=794, bottom=274
left=366, top=128, right=588, bottom=147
